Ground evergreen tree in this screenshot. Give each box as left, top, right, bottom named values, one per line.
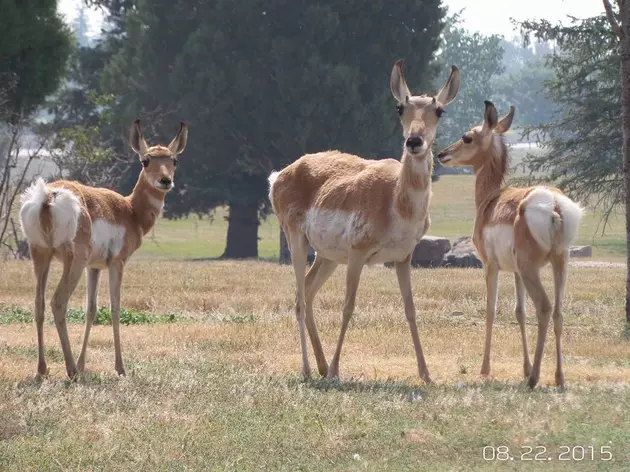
left=101, top=0, right=446, bottom=258
left=0, top=0, right=72, bottom=121
left=519, top=15, right=622, bottom=210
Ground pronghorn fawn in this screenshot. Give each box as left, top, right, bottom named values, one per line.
left=19, top=120, right=188, bottom=379
left=269, top=61, right=460, bottom=382
left=437, top=101, right=583, bottom=388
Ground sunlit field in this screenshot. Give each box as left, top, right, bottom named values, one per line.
left=0, top=174, right=628, bottom=470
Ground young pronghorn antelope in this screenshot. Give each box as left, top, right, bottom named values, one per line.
left=19, top=120, right=188, bottom=379
left=269, top=60, right=460, bottom=382
left=437, top=101, right=583, bottom=388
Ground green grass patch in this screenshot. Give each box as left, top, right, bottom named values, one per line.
left=0, top=303, right=178, bottom=325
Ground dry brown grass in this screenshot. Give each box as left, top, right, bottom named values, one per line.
left=1, top=259, right=627, bottom=384
left=0, top=260, right=628, bottom=470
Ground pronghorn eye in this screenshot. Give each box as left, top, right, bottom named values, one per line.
left=173, top=158, right=178, bottom=167
left=462, top=135, right=473, bottom=144
left=396, top=103, right=404, bottom=116
left=141, top=159, right=150, bottom=168
left=435, top=107, right=444, bottom=118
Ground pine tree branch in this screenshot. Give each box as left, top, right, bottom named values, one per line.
left=603, top=0, right=623, bottom=38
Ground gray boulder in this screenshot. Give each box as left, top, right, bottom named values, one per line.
left=442, top=236, right=483, bottom=268
left=410, top=235, right=452, bottom=268
left=569, top=245, right=592, bottom=258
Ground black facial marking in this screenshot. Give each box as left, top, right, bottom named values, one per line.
left=173, top=158, right=179, bottom=167
left=396, top=103, right=404, bottom=116
left=436, top=107, right=444, bottom=118
left=141, top=158, right=150, bottom=168
left=462, top=135, right=473, bottom=144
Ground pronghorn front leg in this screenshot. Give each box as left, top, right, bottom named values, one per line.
left=395, top=254, right=432, bottom=384
left=328, top=251, right=365, bottom=379
left=109, top=261, right=126, bottom=376
left=481, top=264, right=499, bottom=377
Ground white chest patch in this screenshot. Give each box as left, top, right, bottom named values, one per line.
left=482, top=224, right=517, bottom=272
left=90, top=219, right=126, bottom=262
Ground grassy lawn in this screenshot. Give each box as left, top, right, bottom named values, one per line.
left=1, top=259, right=629, bottom=470
left=138, top=175, right=627, bottom=262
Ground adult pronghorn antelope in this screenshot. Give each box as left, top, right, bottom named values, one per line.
left=437, top=101, right=583, bottom=388
left=269, top=60, right=460, bottom=382
left=19, top=120, right=188, bottom=379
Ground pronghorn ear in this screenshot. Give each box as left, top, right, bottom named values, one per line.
left=436, top=65, right=460, bottom=106
left=390, top=59, right=411, bottom=104
left=168, top=121, right=188, bottom=155
left=482, top=100, right=498, bottom=131
left=494, top=105, right=515, bottom=134
left=130, top=120, right=149, bottom=156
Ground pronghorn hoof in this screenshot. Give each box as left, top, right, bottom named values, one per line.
left=527, top=376, right=539, bottom=389
left=37, top=363, right=49, bottom=377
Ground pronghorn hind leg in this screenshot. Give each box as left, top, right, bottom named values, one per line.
left=328, top=250, right=365, bottom=379
left=395, top=254, right=431, bottom=384
left=77, top=268, right=101, bottom=372
left=550, top=249, right=569, bottom=389
left=517, top=259, right=552, bottom=389
left=51, top=245, right=87, bottom=379
left=305, top=255, right=338, bottom=377
left=31, top=246, right=53, bottom=377
left=480, top=264, right=499, bottom=377
left=514, top=272, right=532, bottom=378
left=287, top=229, right=312, bottom=379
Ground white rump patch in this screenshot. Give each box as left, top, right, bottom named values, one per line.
left=482, top=224, right=517, bottom=272
left=523, top=187, right=583, bottom=252
left=19, top=178, right=81, bottom=248
left=523, top=188, right=556, bottom=252
left=268, top=171, right=280, bottom=211
left=554, top=192, right=583, bottom=249
left=90, top=219, right=126, bottom=260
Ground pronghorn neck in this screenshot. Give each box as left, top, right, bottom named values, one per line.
left=473, top=135, right=508, bottom=209
left=394, top=149, right=432, bottom=219
left=128, top=172, right=167, bottom=235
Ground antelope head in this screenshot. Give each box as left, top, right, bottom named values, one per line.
left=130, top=120, right=188, bottom=192
left=391, top=60, right=460, bottom=157
left=437, top=101, right=515, bottom=168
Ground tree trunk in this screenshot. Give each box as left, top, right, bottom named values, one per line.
left=223, top=202, right=259, bottom=259
left=620, top=1, right=630, bottom=323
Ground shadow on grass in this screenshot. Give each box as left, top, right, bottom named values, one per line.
left=293, top=376, right=428, bottom=402
left=293, top=375, right=565, bottom=399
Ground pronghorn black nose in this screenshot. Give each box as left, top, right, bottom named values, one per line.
left=160, top=176, right=172, bottom=186
left=406, top=136, right=424, bottom=149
